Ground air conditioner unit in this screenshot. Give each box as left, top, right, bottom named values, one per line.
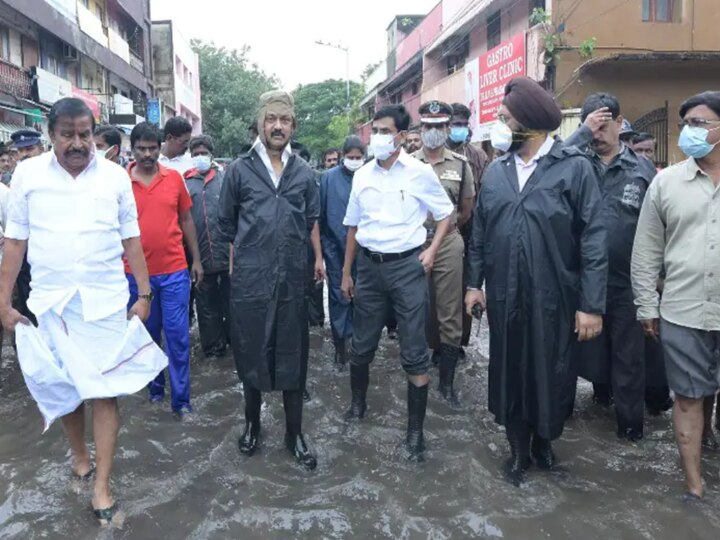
left=62, top=44, right=79, bottom=62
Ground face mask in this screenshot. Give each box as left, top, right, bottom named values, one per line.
left=343, top=157, right=364, bottom=172
left=370, top=133, right=397, bottom=161
left=678, top=125, right=719, bottom=159
left=490, top=122, right=513, bottom=152
left=449, top=126, right=469, bottom=144
left=193, top=155, right=212, bottom=172
left=421, top=128, right=448, bottom=149
left=95, top=148, right=108, bottom=159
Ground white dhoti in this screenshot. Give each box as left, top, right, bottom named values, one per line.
left=15, top=294, right=168, bottom=432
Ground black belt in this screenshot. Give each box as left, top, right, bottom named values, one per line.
left=362, top=247, right=419, bottom=263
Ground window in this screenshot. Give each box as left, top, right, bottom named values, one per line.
left=643, top=0, right=678, bottom=22
left=0, top=26, right=9, bottom=61
left=447, top=35, right=470, bottom=75
left=487, top=11, right=502, bottom=49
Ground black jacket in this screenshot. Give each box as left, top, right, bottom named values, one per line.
left=185, top=166, right=229, bottom=274
left=467, top=140, right=607, bottom=439
left=218, top=150, right=319, bottom=391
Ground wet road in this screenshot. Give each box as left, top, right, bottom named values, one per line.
left=1, top=320, right=720, bottom=540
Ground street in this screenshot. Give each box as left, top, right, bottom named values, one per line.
left=1, top=320, right=719, bottom=539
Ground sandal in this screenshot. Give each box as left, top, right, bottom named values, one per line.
left=93, top=503, right=119, bottom=526
left=72, top=466, right=95, bottom=482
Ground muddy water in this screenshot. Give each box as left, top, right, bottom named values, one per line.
left=1, top=321, right=720, bottom=540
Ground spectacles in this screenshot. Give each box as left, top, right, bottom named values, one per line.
left=679, top=118, right=720, bottom=129
left=497, top=114, right=511, bottom=125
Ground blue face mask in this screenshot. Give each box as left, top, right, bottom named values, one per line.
left=678, top=125, right=719, bottom=159
left=449, top=126, right=469, bottom=144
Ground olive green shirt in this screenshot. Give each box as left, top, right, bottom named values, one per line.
left=413, top=147, right=475, bottom=228
left=631, top=157, right=720, bottom=330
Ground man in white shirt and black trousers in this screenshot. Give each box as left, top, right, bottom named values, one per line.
left=341, top=104, right=454, bottom=462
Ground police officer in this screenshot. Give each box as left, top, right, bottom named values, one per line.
left=414, top=101, right=475, bottom=407
left=567, top=92, right=656, bottom=442
left=10, top=129, right=44, bottom=162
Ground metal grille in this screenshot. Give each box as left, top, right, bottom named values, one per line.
left=633, top=102, right=668, bottom=168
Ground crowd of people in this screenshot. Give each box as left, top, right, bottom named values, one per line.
left=1, top=76, right=719, bottom=526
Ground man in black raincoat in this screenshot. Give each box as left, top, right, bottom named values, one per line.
left=218, top=90, right=324, bottom=470
left=465, top=77, right=608, bottom=486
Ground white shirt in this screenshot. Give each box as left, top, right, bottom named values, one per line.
left=159, top=152, right=195, bottom=175
left=0, top=182, right=8, bottom=263
left=344, top=150, right=453, bottom=253
left=514, top=135, right=555, bottom=191
left=5, top=152, right=141, bottom=321
left=251, top=137, right=292, bottom=188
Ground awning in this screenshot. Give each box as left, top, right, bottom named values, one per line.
left=425, top=0, right=493, bottom=56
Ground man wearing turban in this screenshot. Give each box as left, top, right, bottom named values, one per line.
left=218, top=90, right=324, bottom=470
left=465, top=77, right=608, bottom=486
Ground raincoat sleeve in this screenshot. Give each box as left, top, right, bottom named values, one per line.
left=564, top=125, right=593, bottom=151
left=217, top=161, right=240, bottom=243
left=631, top=179, right=665, bottom=320
left=319, top=172, right=329, bottom=239
left=466, top=181, right=486, bottom=289
left=305, top=171, right=320, bottom=231
left=572, top=158, right=607, bottom=314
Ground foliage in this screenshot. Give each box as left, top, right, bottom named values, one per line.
left=529, top=7, right=550, bottom=25
left=579, top=37, right=597, bottom=59
left=361, top=61, right=382, bottom=83
left=192, top=40, right=278, bottom=157
left=292, top=79, right=365, bottom=159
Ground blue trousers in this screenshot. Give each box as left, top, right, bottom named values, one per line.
left=127, top=270, right=191, bottom=412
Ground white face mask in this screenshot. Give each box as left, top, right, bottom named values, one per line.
left=490, top=122, right=513, bottom=152
left=343, top=157, right=364, bottom=172
left=193, top=154, right=212, bottom=173
left=369, top=133, right=398, bottom=161
left=96, top=148, right=108, bottom=159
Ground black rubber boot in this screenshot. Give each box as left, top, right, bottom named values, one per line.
left=344, top=363, right=369, bottom=421
left=283, top=390, right=317, bottom=470
left=530, top=429, right=556, bottom=470
left=406, top=382, right=429, bottom=463
left=238, top=385, right=261, bottom=456
left=503, top=421, right=531, bottom=486
left=438, top=344, right=461, bottom=408
left=334, top=338, right=347, bottom=372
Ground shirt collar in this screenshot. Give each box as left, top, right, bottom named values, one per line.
left=49, top=150, right=98, bottom=176
left=415, top=147, right=453, bottom=163
left=127, top=161, right=169, bottom=180
left=682, top=157, right=705, bottom=181
left=251, top=137, right=292, bottom=163
left=514, top=135, right=554, bottom=167
left=375, top=148, right=410, bottom=172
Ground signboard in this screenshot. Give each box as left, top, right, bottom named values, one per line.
left=113, top=94, right=134, bottom=115
left=464, top=59, right=480, bottom=141
left=33, top=67, right=72, bottom=105
left=146, top=98, right=161, bottom=126
left=477, top=33, right=526, bottom=125
left=72, top=87, right=101, bottom=121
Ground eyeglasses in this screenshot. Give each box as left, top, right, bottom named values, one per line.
left=497, top=114, right=511, bottom=125
left=679, top=118, right=720, bottom=129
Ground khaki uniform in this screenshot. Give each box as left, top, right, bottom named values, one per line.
left=413, top=148, right=475, bottom=349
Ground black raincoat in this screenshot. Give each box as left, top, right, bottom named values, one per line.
left=218, top=150, right=319, bottom=391
left=467, top=141, right=608, bottom=440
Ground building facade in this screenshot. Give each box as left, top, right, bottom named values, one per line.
left=151, top=20, right=202, bottom=134
left=0, top=0, right=154, bottom=141
left=358, top=0, right=720, bottom=165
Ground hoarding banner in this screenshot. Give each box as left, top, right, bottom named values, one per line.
left=477, top=33, right=526, bottom=124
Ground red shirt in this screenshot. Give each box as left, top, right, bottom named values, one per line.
left=125, top=163, right=193, bottom=276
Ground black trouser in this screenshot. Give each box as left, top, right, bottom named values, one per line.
left=195, top=271, right=231, bottom=356
left=582, top=297, right=645, bottom=433
left=13, top=257, right=36, bottom=326
left=351, top=248, right=429, bottom=375
left=644, top=335, right=671, bottom=408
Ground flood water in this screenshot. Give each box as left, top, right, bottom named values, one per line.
left=1, top=319, right=720, bottom=540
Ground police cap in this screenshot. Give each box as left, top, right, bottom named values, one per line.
left=10, top=129, right=42, bottom=148
left=418, top=101, right=453, bottom=125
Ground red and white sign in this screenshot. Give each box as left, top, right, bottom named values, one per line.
left=477, top=33, right=526, bottom=124
left=72, top=87, right=101, bottom=121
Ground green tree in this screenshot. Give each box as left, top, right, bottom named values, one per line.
left=192, top=40, right=278, bottom=156
left=292, top=79, right=365, bottom=158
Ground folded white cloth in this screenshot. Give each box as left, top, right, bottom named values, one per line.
left=15, top=294, right=168, bottom=432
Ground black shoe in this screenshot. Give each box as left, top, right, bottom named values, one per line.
left=344, top=364, right=369, bottom=421
left=285, top=432, right=317, bottom=470
left=592, top=383, right=612, bottom=407
left=617, top=426, right=644, bottom=443
left=238, top=420, right=260, bottom=455
left=406, top=382, right=429, bottom=462
left=438, top=344, right=461, bottom=408
left=303, top=389, right=311, bottom=402
left=387, top=328, right=398, bottom=340
left=504, top=422, right=532, bottom=486
left=334, top=339, right=347, bottom=372
left=530, top=431, right=556, bottom=470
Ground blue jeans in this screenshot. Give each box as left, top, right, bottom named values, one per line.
left=127, top=270, right=191, bottom=412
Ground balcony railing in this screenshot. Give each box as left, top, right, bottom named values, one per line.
left=0, top=59, right=32, bottom=100
left=129, top=51, right=144, bottom=73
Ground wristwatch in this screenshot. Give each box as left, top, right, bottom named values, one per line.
left=138, top=291, right=154, bottom=303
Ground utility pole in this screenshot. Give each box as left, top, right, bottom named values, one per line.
left=315, top=40, right=350, bottom=113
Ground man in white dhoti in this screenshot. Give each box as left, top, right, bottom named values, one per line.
left=0, top=98, right=167, bottom=526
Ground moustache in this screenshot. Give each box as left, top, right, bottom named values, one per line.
left=271, top=130, right=285, bottom=138
left=65, top=149, right=89, bottom=157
